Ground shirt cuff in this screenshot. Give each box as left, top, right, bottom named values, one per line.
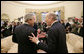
left=36, top=41, right=40, bottom=45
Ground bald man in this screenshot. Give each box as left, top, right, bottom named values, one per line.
left=29, top=13, right=68, bottom=53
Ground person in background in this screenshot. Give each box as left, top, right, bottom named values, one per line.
left=1, top=21, right=12, bottom=37
left=37, top=22, right=47, bottom=44
left=3, top=21, right=8, bottom=27
left=1, top=21, right=4, bottom=27
left=77, top=17, right=83, bottom=37
left=64, top=19, right=71, bottom=33
left=37, top=22, right=43, bottom=31
left=71, top=18, right=79, bottom=35
left=42, top=22, right=47, bottom=32
left=17, top=22, right=20, bottom=26
left=10, top=21, right=17, bottom=34
left=1, top=23, right=5, bottom=38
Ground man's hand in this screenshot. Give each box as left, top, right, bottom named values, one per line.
left=28, top=33, right=39, bottom=44
left=37, top=32, right=46, bottom=38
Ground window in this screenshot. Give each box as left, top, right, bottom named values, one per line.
left=41, top=12, right=48, bottom=22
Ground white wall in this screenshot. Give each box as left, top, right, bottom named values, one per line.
left=1, top=1, right=25, bottom=21
left=64, top=1, right=83, bottom=19
left=1, top=1, right=83, bottom=21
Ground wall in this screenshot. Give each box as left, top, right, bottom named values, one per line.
left=1, top=1, right=83, bottom=21
left=1, top=1, right=25, bottom=21
left=64, top=1, right=83, bottom=19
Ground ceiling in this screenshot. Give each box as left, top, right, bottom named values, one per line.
left=13, top=1, right=64, bottom=6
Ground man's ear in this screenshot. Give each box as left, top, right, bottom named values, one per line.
left=50, top=17, right=54, bottom=21
left=50, top=16, right=53, bottom=19
left=30, top=19, right=32, bottom=20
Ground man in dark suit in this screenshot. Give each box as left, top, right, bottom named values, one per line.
left=10, top=21, right=17, bottom=34
left=29, top=13, right=68, bottom=53
left=12, top=13, right=38, bottom=53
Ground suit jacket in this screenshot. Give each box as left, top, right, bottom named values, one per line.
left=37, top=22, right=68, bottom=53
left=9, top=25, right=16, bottom=32
left=62, top=23, right=65, bottom=28
left=33, top=23, right=38, bottom=31
left=12, top=24, right=37, bottom=53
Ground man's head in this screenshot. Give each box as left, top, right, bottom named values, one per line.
left=24, top=13, right=35, bottom=27
left=45, top=12, right=57, bottom=26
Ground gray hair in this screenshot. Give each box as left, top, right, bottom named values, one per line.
left=24, top=13, right=34, bottom=22
left=47, top=12, right=57, bottom=20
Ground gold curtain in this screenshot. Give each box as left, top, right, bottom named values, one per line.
left=25, top=6, right=65, bottom=22
left=1, top=13, right=10, bottom=21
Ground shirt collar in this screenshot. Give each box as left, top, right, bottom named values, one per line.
left=24, top=22, right=33, bottom=27
left=24, top=22, right=29, bottom=25
left=51, top=20, right=58, bottom=26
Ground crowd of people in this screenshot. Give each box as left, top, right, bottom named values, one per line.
left=1, top=13, right=83, bottom=53
left=60, top=17, right=83, bottom=37
left=1, top=21, right=22, bottom=38
left=1, top=16, right=83, bottom=38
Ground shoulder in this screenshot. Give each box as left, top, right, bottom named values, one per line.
left=51, top=22, right=62, bottom=29
left=14, top=24, right=36, bottom=33
left=15, top=24, right=23, bottom=29
left=50, top=22, right=65, bottom=32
